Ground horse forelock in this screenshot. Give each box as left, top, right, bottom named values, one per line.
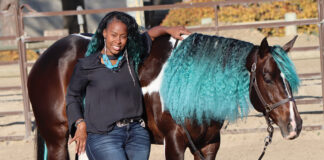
left=160, top=33, right=255, bottom=124
left=270, top=45, right=300, bottom=93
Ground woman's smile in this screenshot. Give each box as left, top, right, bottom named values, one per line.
left=102, top=20, right=128, bottom=55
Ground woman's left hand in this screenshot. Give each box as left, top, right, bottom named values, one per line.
left=166, top=26, right=191, bottom=40
left=69, top=121, right=87, bottom=155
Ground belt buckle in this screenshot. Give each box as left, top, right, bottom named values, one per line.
left=139, top=119, right=145, bottom=128
left=116, top=118, right=143, bottom=127
left=116, top=119, right=130, bottom=127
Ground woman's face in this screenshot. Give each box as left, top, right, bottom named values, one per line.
left=102, top=20, right=128, bottom=55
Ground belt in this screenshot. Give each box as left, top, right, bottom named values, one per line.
left=116, top=117, right=145, bottom=127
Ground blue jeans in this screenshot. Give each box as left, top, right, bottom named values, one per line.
left=86, top=122, right=151, bottom=160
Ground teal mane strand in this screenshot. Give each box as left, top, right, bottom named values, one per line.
left=85, top=32, right=99, bottom=57
left=160, top=33, right=254, bottom=124
left=271, top=46, right=300, bottom=93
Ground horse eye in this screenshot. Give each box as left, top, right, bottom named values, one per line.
left=263, top=73, right=272, bottom=84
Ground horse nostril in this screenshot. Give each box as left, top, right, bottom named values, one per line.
left=297, top=119, right=303, bottom=133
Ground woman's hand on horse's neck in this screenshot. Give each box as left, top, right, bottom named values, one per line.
left=147, top=26, right=191, bottom=41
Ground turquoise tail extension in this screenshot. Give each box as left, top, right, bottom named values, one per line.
left=44, top=142, right=48, bottom=160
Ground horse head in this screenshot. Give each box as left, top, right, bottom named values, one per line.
left=248, top=36, right=302, bottom=140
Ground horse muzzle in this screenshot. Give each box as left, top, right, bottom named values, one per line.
left=278, top=117, right=302, bottom=140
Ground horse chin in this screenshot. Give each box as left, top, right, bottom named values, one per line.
left=278, top=119, right=302, bottom=140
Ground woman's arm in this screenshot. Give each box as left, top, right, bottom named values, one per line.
left=66, top=62, right=88, bottom=130
left=147, top=26, right=191, bottom=41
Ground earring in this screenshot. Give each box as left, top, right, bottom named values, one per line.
left=104, top=39, right=107, bottom=55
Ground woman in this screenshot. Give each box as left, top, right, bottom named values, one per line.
left=66, top=11, right=190, bottom=160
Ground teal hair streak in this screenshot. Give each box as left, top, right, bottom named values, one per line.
left=271, top=45, right=300, bottom=93
left=126, top=36, right=144, bottom=73
left=85, top=31, right=99, bottom=57
left=160, top=33, right=254, bottom=124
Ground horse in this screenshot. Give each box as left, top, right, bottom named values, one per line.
left=27, top=32, right=302, bottom=160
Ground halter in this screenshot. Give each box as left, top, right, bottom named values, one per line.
left=249, top=50, right=295, bottom=160
left=250, top=58, right=295, bottom=113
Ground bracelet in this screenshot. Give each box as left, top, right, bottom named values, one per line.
left=75, top=119, right=84, bottom=128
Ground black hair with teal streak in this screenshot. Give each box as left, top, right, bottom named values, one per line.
left=85, top=11, right=144, bottom=72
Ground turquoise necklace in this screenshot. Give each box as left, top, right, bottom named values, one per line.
left=102, top=53, right=124, bottom=69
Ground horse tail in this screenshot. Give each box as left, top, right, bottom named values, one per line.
left=36, top=128, right=47, bottom=160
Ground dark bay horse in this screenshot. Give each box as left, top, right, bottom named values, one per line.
left=28, top=33, right=302, bottom=160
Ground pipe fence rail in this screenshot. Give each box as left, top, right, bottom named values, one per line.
left=0, top=0, right=323, bottom=140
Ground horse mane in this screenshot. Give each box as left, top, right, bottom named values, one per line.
left=271, top=46, right=300, bottom=93
left=160, top=33, right=254, bottom=124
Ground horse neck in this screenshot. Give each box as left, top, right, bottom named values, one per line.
left=245, top=46, right=259, bottom=72
left=246, top=46, right=267, bottom=112
left=138, top=35, right=173, bottom=86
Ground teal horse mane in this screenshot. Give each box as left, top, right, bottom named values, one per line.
left=160, top=33, right=299, bottom=124
left=271, top=45, right=300, bottom=93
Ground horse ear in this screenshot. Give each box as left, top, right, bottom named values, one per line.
left=282, top=35, right=298, bottom=53
left=259, top=37, right=270, bottom=58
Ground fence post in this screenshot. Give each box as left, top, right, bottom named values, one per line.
left=214, top=5, right=219, bottom=35
left=318, top=0, right=324, bottom=113
left=14, top=2, right=32, bottom=138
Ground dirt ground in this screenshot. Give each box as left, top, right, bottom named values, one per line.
left=0, top=30, right=323, bottom=160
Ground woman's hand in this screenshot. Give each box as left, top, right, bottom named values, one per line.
left=148, top=26, right=191, bottom=41
left=69, top=120, right=87, bottom=155
left=166, top=26, right=191, bottom=40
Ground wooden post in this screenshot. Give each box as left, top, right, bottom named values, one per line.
left=214, top=5, right=219, bottom=35
left=0, top=0, right=17, bottom=46
left=284, top=12, right=297, bottom=36
left=14, top=2, right=32, bottom=138
left=318, top=0, right=324, bottom=113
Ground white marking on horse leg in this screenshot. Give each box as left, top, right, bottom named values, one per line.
left=160, top=95, right=165, bottom=112
left=280, top=73, right=297, bottom=137
left=163, top=138, right=166, bottom=160
left=79, top=152, right=89, bottom=160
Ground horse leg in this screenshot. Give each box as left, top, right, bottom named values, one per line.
left=30, top=87, right=70, bottom=160
left=41, top=124, right=70, bottom=160
left=191, top=126, right=221, bottom=160
left=164, top=126, right=187, bottom=160
left=36, top=129, right=46, bottom=160
left=193, top=142, right=220, bottom=160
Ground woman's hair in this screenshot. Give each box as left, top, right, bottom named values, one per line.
left=85, top=11, right=144, bottom=72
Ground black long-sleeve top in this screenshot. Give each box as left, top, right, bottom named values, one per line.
left=66, top=32, right=152, bottom=134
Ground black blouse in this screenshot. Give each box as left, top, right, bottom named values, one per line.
left=66, top=32, right=152, bottom=134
